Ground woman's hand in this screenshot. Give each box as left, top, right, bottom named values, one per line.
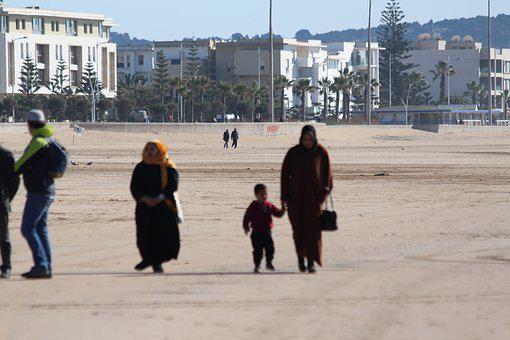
left=141, top=196, right=162, bottom=208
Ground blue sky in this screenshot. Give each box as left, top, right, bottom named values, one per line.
left=5, top=0, right=509, bottom=40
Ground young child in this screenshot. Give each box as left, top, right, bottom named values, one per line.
left=243, top=184, right=285, bottom=273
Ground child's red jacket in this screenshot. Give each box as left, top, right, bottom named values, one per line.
left=243, top=201, right=284, bottom=233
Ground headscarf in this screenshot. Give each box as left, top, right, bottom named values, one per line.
left=142, top=140, right=176, bottom=169
left=142, top=140, right=178, bottom=212
left=299, top=125, right=318, bottom=150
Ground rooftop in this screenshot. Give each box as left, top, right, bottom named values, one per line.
left=0, top=5, right=115, bottom=26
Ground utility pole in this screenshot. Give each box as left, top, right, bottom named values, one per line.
left=10, top=36, right=28, bottom=122
left=488, top=0, right=492, bottom=125
left=389, top=54, right=392, bottom=107
left=366, top=0, right=372, bottom=125
left=268, top=0, right=275, bottom=122
left=447, top=56, right=451, bottom=106
left=258, top=46, right=261, bottom=88
left=179, top=43, right=184, bottom=123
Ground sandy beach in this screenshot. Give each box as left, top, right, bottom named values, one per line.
left=0, top=125, right=509, bottom=340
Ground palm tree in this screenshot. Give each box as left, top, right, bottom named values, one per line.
left=216, top=81, right=232, bottom=121
left=353, top=74, right=379, bottom=113
left=464, top=81, right=482, bottom=110
left=317, top=77, right=332, bottom=119
left=406, top=71, right=428, bottom=106
left=431, top=61, right=455, bottom=104
left=332, top=68, right=355, bottom=122
left=293, top=79, right=315, bottom=121
left=233, top=84, right=249, bottom=121
left=274, top=75, right=294, bottom=121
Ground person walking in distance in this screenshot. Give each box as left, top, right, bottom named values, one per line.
left=223, top=129, right=230, bottom=149
left=15, top=109, right=68, bottom=279
left=231, top=128, right=239, bottom=149
left=0, top=145, right=20, bottom=279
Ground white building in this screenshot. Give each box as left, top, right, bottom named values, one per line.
left=408, top=34, right=510, bottom=108
left=0, top=3, right=117, bottom=98
left=117, top=39, right=217, bottom=83
left=216, top=38, right=381, bottom=113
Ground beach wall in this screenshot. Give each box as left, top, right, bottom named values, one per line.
left=0, top=123, right=70, bottom=134
left=67, top=122, right=326, bottom=136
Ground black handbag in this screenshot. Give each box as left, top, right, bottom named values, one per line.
left=319, top=194, right=338, bottom=232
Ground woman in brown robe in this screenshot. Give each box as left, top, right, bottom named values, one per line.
left=281, top=125, right=332, bottom=273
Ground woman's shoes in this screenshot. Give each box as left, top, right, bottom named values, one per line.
left=152, top=264, right=164, bottom=274
left=134, top=260, right=151, bottom=271
left=298, top=258, right=306, bottom=273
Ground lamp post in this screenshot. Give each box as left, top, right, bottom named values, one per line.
left=488, top=0, right=492, bottom=125
left=10, top=36, right=28, bottom=122
left=268, top=0, right=275, bottom=122
left=366, top=0, right=372, bottom=125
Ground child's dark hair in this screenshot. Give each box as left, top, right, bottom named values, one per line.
left=254, top=184, right=267, bottom=194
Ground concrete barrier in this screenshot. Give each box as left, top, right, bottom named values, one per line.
left=0, top=123, right=70, bottom=134
left=71, top=122, right=326, bottom=136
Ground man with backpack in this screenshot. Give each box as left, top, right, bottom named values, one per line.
left=0, top=145, right=20, bottom=279
left=15, top=109, right=68, bottom=279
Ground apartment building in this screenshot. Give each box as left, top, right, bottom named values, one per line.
left=408, top=34, right=510, bottom=108
left=117, top=39, right=217, bottom=83
left=0, top=3, right=117, bottom=97
left=215, top=38, right=381, bottom=112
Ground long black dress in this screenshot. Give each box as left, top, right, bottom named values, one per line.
left=130, top=162, right=180, bottom=265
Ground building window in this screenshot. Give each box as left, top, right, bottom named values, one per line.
left=66, top=20, right=77, bottom=36
left=60, top=45, right=63, bottom=60
left=117, top=55, right=125, bottom=68
left=98, top=22, right=103, bottom=37
left=170, top=59, right=181, bottom=66
left=0, top=16, right=9, bottom=33
left=15, top=19, right=20, bottom=30
left=36, top=44, right=46, bottom=64
left=92, top=47, right=96, bottom=62
left=32, top=17, right=44, bottom=34
left=88, top=47, right=91, bottom=62
left=70, top=70, right=79, bottom=87
left=70, top=46, right=78, bottom=65
left=89, top=24, right=93, bottom=34
left=126, top=55, right=131, bottom=68
left=504, top=61, right=510, bottom=74
left=51, top=21, right=60, bottom=32
left=84, top=23, right=88, bottom=34
left=138, top=55, right=144, bottom=66
left=22, top=19, right=26, bottom=29
left=38, top=69, right=46, bottom=83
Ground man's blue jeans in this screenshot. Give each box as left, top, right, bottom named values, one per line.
left=21, top=192, right=54, bottom=271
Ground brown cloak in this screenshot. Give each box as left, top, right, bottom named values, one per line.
left=281, top=144, right=332, bottom=266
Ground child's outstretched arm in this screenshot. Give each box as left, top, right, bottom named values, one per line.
left=271, top=203, right=285, bottom=218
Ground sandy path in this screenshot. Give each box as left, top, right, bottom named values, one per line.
left=0, top=126, right=509, bottom=340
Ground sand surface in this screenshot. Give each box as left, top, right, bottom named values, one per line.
left=0, top=125, right=509, bottom=340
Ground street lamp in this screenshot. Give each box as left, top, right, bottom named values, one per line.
left=488, top=0, right=492, bottom=125
left=10, top=36, right=28, bottom=122
left=268, top=0, right=275, bottom=122
left=401, top=82, right=412, bottom=126
left=366, top=0, right=372, bottom=125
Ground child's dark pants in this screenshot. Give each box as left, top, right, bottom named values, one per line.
left=251, top=231, right=274, bottom=266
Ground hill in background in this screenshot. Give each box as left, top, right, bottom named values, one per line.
left=111, top=14, right=510, bottom=48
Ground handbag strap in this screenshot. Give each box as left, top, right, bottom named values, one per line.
left=325, top=193, right=334, bottom=210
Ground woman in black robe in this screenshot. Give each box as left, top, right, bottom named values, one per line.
left=130, top=140, right=180, bottom=273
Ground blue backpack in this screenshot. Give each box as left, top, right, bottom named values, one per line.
left=46, top=137, right=69, bottom=179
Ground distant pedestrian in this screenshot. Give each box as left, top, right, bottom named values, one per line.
left=130, top=140, right=181, bottom=274
left=0, top=145, right=20, bottom=279
left=15, top=109, right=68, bottom=279
left=223, top=129, right=230, bottom=148
left=281, top=125, right=332, bottom=274
left=243, top=184, right=285, bottom=273
left=231, top=128, right=239, bottom=149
